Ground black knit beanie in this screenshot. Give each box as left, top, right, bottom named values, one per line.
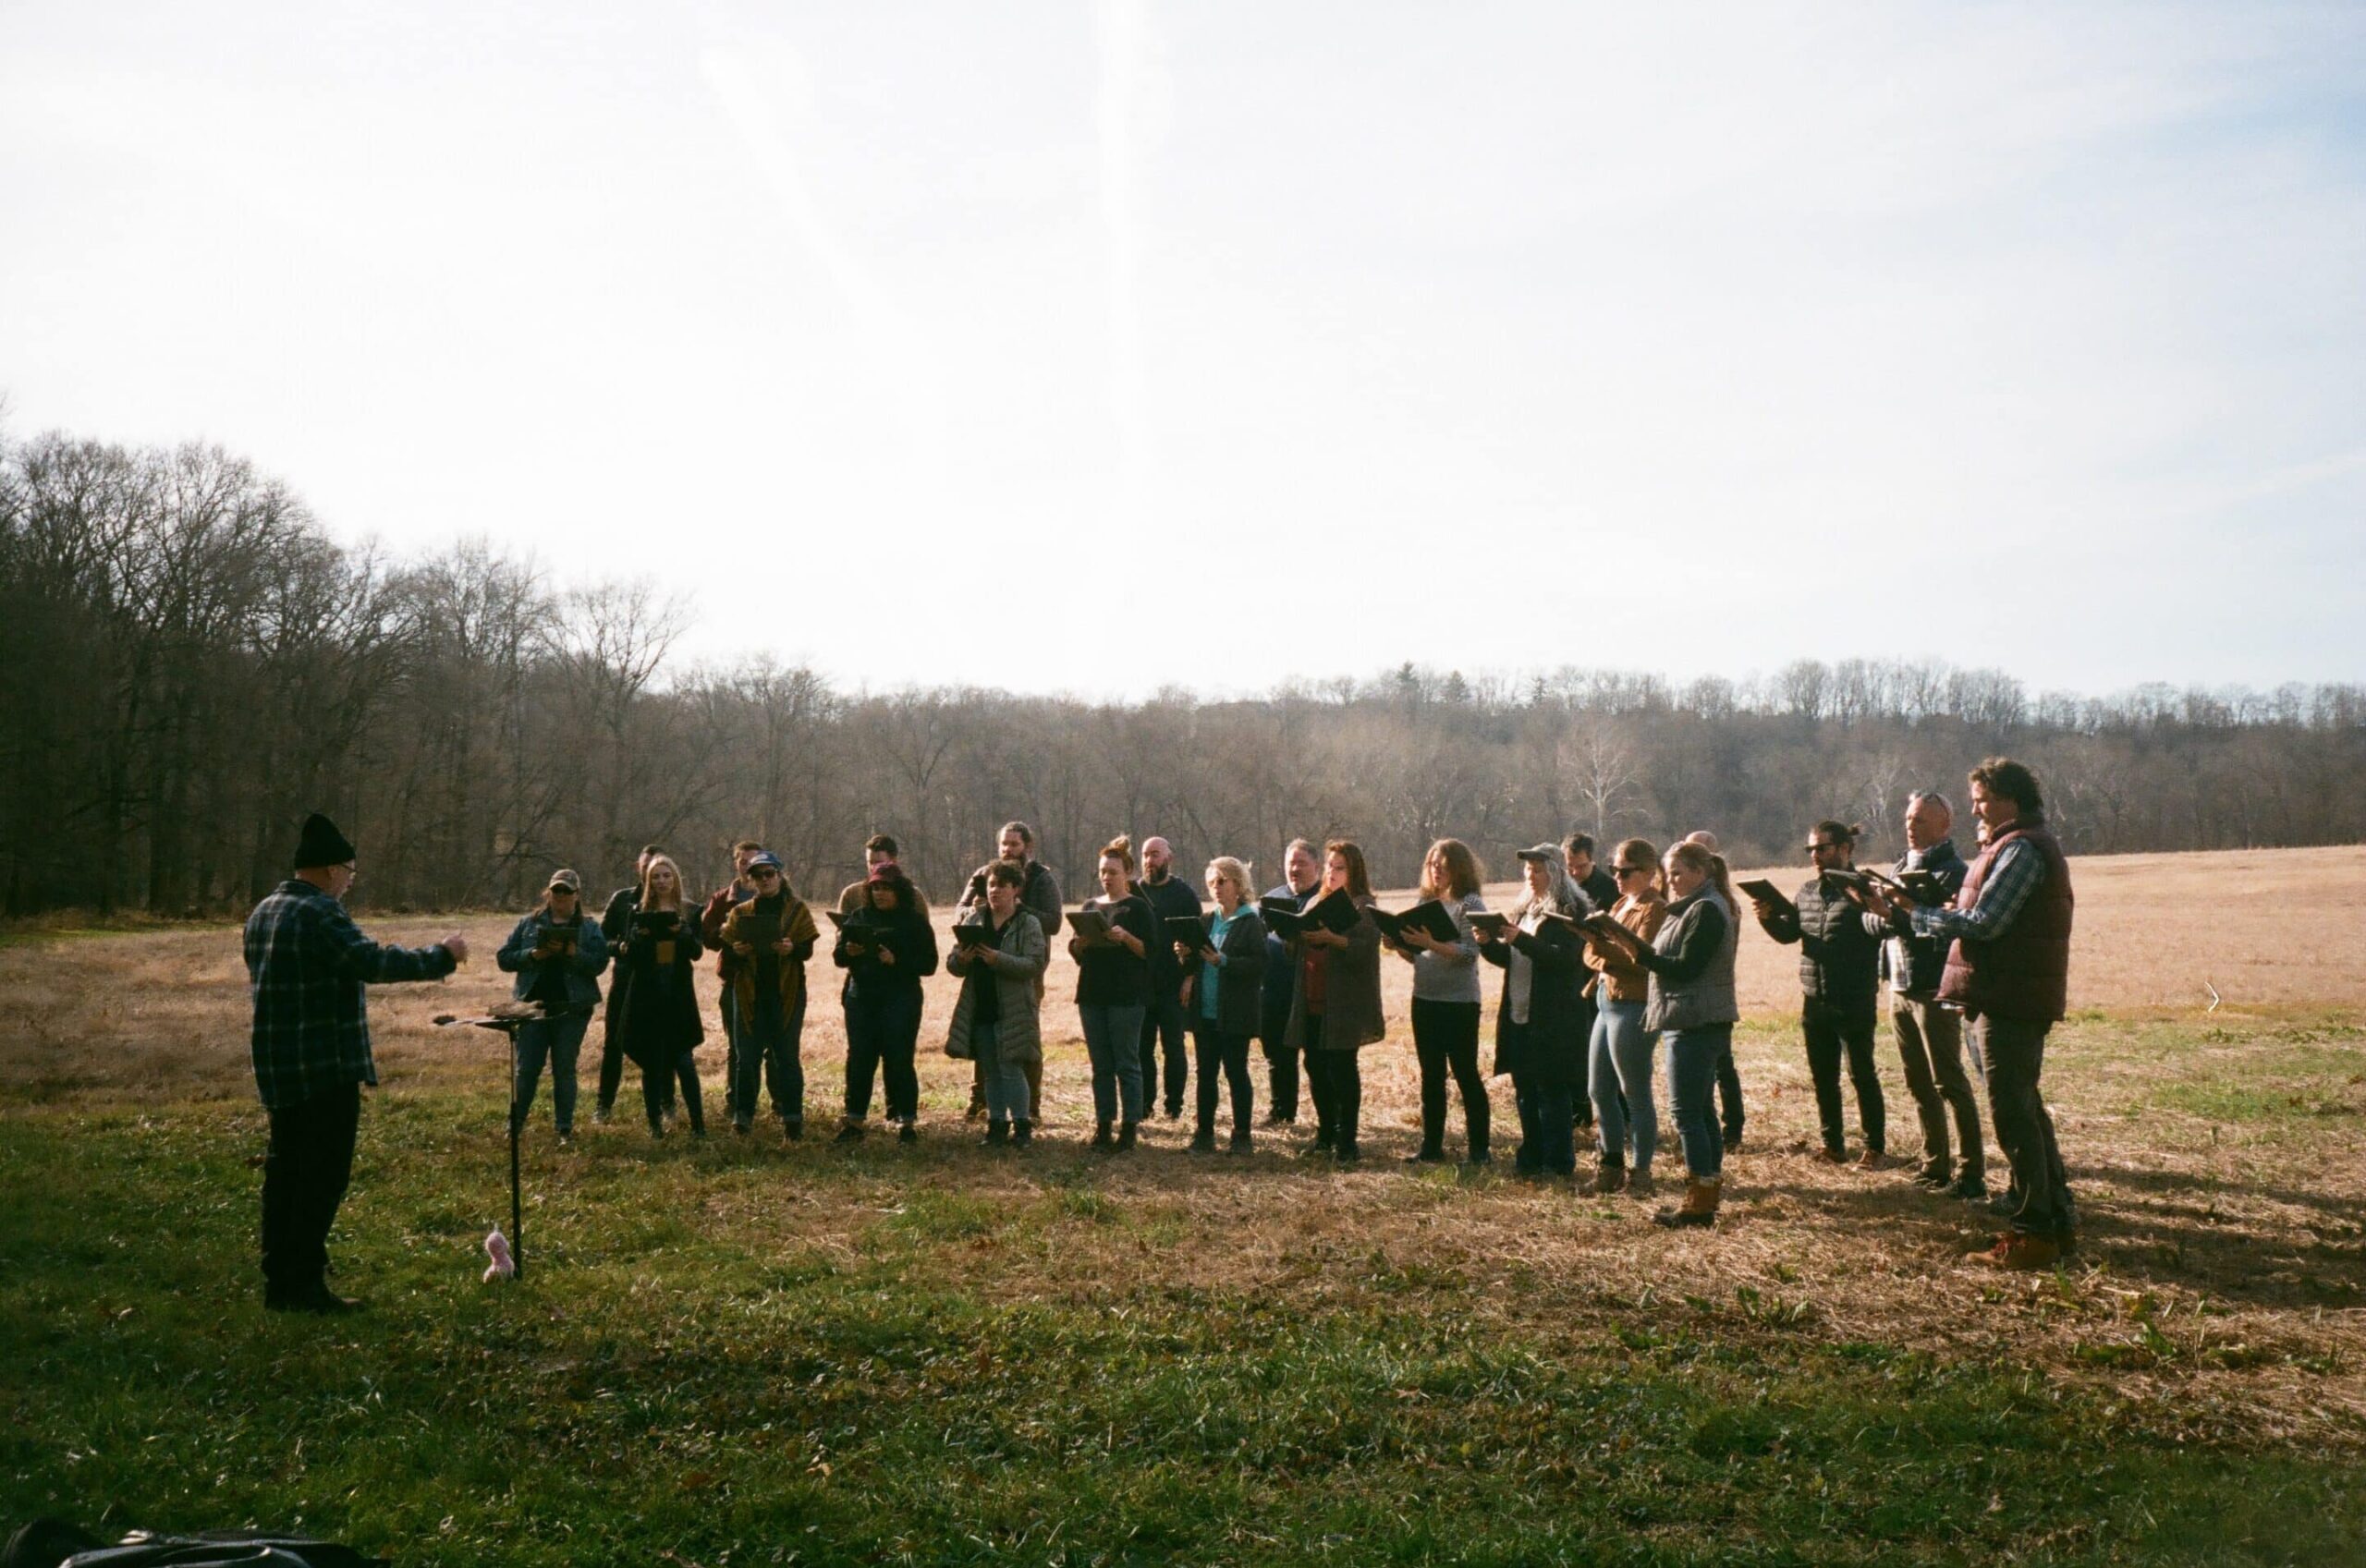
left=294, top=812, right=358, bottom=869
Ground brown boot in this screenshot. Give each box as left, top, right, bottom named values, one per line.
left=1653, top=1177, right=1722, bottom=1229
left=1592, top=1161, right=1628, bottom=1195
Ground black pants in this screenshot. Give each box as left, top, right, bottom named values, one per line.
left=262, top=1082, right=360, bottom=1294
left=1410, top=997, right=1488, bottom=1157
left=642, top=1051, right=704, bottom=1135
left=597, top=978, right=671, bottom=1117
left=1512, top=1068, right=1577, bottom=1175
left=1803, top=996, right=1884, bottom=1156
left=1260, top=1000, right=1299, bottom=1120
left=1305, top=1047, right=1361, bottom=1152
left=847, top=986, right=923, bottom=1121
left=1975, top=1016, right=2075, bottom=1238
left=1714, top=1037, right=1744, bottom=1144
left=1193, top=1024, right=1255, bottom=1136
left=1140, top=991, right=1191, bottom=1113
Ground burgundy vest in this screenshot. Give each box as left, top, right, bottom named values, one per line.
left=1937, top=821, right=2073, bottom=1023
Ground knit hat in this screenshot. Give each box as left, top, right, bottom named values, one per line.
left=294, top=812, right=357, bottom=869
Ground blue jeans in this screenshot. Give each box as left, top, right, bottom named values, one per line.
left=512, top=1013, right=590, bottom=1135
left=1079, top=1002, right=1147, bottom=1124
left=974, top=1021, right=1031, bottom=1124
left=1589, top=999, right=1658, bottom=1172
left=1665, top=1024, right=1731, bottom=1179
left=734, top=988, right=807, bottom=1125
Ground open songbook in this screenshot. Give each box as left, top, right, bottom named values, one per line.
left=1372, top=899, right=1464, bottom=947
left=1258, top=893, right=1305, bottom=938
left=1737, top=879, right=1795, bottom=916
left=1863, top=867, right=1951, bottom=906
left=950, top=920, right=997, bottom=950
left=1468, top=910, right=1512, bottom=938
left=1165, top=914, right=1209, bottom=952
left=1067, top=907, right=1114, bottom=944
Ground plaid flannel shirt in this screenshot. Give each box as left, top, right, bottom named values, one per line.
left=245, top=880, right=457, bottom=1110
left=1910, top=839, right=2043, bottom=945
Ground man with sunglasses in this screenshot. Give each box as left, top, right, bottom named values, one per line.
left=720, top=850, right=823, bottom=1138
left=1750, top=820, right=1887, bottom=1169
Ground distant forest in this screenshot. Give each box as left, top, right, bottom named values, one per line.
left=5, top=429, right=2361, bottom=917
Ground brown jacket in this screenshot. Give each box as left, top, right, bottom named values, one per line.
left=1582, top=893, right=1668, bottom=1003
left=719, top=894, right=823, bottom=1015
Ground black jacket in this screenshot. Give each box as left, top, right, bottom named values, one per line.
left=1759, top=873, right=1881, bottom=1014
left=1186, top=907, right=1270, bottom=1038
left=1479, top=916, right=1589, bottom=1088
left=1869, top=839, right=1969, bottom=997
left=833, top=904, right=940, bottom=1000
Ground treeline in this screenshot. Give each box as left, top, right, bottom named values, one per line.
left=5, top=428, right=2362, bottom=917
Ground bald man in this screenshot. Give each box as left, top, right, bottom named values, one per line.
left=1134, top=834, right=1203, bottom=1119
left=1864, top=791, right=1981, bottom=1196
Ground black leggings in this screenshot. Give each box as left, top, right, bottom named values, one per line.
left=1306, top=1047, right=1363, bottom=1151
left=1410, top=997, right=1488, bottom=1156
left=846, top=987, right=923, bottom=1120
left=641, top=1052, right=703, bottom=1135
left=1193, top=1025, right=1255, bottom=1136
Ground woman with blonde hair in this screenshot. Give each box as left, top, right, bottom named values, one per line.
left=1285, top=839, right=1385, bottom=1161
left=1596, top=839, right=1740, bottom=1226
left=1579, top=839, right=1668, bottom=1194
left=1181, top=856, right=1269, bottom=1152
left=1388, top=838, right=1490, bottom=1165
left=613, top=855, right=709, bottom=1138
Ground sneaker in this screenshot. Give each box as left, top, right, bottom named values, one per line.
left=1966, top=1233, right=2061, bottom=1270
left=1189, top=1130, right=1217, bottom=1154
left=898, top=1121, right=919, bottom=1145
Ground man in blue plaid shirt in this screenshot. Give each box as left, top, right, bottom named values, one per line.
left=245, top=812, right=469, bottom=1313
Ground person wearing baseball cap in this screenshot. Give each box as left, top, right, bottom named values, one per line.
left=494, top=869, right=612, bottom=1140
left=719, top=849, right=822, bottom=1138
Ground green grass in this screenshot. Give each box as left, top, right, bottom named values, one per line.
left=5, top=1017, right=2365, bottom=1565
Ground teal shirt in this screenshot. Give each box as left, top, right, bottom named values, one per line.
left=1201, top=904, right=1250, bottom=1020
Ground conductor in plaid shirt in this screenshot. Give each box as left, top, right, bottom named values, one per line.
left=244, top=812, right=469, bottom=1313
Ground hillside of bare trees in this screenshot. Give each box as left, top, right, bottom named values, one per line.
left=5, top=428, right=2360, bottom=917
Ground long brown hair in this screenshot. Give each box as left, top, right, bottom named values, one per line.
left=1323, top=838, right=1374, bottom=902
left=1418, top=838, right=1482, bottom=901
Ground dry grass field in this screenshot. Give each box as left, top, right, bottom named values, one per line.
left=3, top=844, right=2363, bottom=1563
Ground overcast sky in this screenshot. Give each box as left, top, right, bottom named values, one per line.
left=4, top=1, right=2361, bottom=699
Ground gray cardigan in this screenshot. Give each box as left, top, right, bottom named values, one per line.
left=945, top=910, right=1048, bottom=1064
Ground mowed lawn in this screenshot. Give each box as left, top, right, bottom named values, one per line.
left=3, top=847, right=2363, bottom=1565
